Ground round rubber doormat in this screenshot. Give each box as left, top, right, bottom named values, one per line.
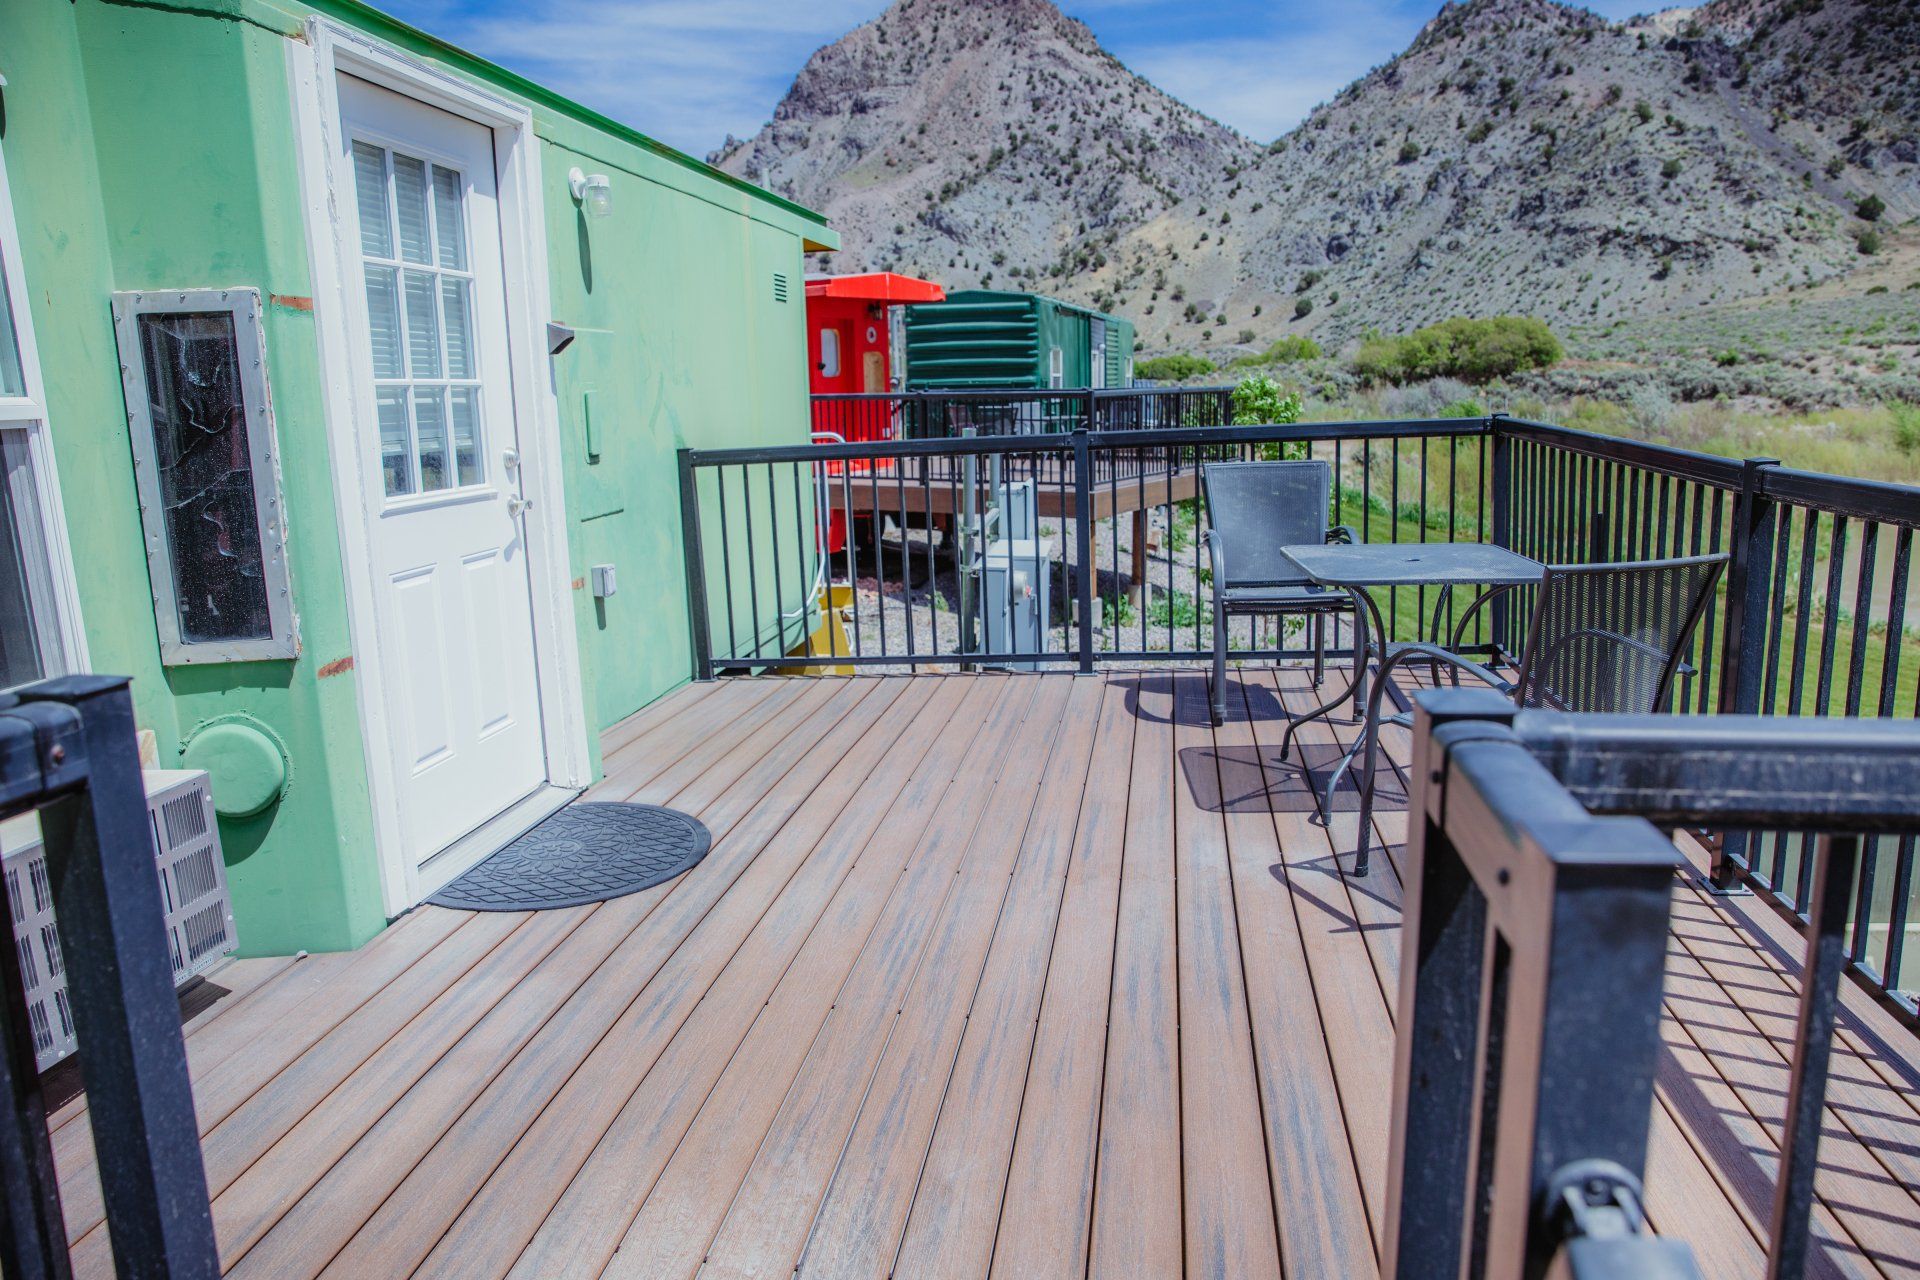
left=427, top=802, right=712, bottom=911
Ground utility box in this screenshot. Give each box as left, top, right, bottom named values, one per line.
left=977, top=537, right=1053, bottom=670
left=1, top=768, right=236, bottom=1073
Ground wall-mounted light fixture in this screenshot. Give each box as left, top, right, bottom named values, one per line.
left=568, top=167, right=613, bottom=218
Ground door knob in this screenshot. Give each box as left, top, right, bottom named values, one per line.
left=508, top=496, right=534, bottom=517
left=502, top=446, right=521, bottom=471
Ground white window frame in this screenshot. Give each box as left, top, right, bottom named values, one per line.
left=1048, top=345, right=1064, bottom=389
left=112, top=288, right=299, bottom=664
left=0, top=140, right=88, bottom=684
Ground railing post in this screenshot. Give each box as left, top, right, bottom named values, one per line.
left=20, top=677, right=220, bottom=1279
left=1073, top=427, right=1095, bottom=673
left=1709, top=455, right=1780, bottom=889
left=1488, top=416, right=1512, bottom=656
left=677, top=448, right=714, bottom=682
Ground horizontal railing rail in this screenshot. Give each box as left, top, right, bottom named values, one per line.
left=1393, top=690, right=1920, bottom=1280
left=809, top=385, right=1238, bottom=444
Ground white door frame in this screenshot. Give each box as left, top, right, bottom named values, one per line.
left=288, top=20, right=589, bottom=913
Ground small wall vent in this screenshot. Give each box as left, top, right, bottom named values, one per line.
left=772, top=272, right=790, bottom=304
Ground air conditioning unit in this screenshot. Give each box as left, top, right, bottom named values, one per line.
left=2, top=768, right=236, bottom=1072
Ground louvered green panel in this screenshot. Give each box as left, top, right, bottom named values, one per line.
left=904, top=290, right=1134, bottom=390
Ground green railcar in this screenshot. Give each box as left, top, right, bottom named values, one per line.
left=903, top=290, right=1134, bottom=390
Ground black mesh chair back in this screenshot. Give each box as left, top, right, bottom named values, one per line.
left=1201, top=461, right=1334, bottom=588
left=1513, top=553, right=1728, bottom=713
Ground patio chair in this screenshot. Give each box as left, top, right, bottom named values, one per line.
left=1346, top=551, right=1729, bottom=870
left=1201, top=460, right=1358, bottom=726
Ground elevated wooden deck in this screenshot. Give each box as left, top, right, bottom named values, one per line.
left=50, top=670, right=1920, bottom=1277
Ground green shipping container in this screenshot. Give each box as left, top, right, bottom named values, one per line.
left=903, top=290, right=1134, bottom=391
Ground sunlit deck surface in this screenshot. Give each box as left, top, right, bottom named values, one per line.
left=48, top=670, right=1920, bottom=1278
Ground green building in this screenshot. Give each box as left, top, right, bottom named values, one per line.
left=0, top=0, right=833, bottom=954
left=903, top=290, right=1134, bottom=391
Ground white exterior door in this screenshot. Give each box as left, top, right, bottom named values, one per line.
left=337, top=75, right=546, bottom=876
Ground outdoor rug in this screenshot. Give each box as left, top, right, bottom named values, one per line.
left=427, top=801, right=711, bottom=911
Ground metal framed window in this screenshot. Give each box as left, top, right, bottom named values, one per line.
left=1048, top=345, right=1064, bottom=389
left=112, top=288, right=297, bottom=664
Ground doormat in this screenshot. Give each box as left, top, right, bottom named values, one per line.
left=427, top=802, right=711, bottom=911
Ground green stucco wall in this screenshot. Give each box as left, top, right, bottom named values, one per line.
left=0, top=0, right=828, bottom=954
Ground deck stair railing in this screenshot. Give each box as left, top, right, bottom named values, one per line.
left=0, top=677, right=218, bottom=1280
left=1392, top=688, right=1920, bottom=1280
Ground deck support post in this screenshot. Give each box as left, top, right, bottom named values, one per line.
left=1707, top=455, right=1780, bottom=891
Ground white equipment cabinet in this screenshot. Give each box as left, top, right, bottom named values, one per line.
left=2, top=768, right=236, bottom=1072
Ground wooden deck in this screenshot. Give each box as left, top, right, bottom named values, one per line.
left=50, top=669, right=1920, bottom=1278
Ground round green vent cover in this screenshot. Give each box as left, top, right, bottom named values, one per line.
left=182, top=720, right=288, bottom=819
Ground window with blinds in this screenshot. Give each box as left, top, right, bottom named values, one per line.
left=351, top=140, right=484, bottom=500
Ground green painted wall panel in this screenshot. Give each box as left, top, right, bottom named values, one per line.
left=0, top=0, right=824, bottom=954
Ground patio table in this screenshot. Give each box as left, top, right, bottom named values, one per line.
left=1274, top=542, right=1546, bottom=860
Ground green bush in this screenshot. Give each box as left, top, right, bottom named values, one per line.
left=1857, top=194, right=1886, bottom=222
left=1135, top=353, right=1216, bottom=381
left=1398, top=141, right=1422, bottom=164
left=1293, top=297, right=1314, bottom=320
left=1858, top=230, right=1883, bottom=255
left=1232, top=334, right=1323, bottom=367
left=1229, top=373, right=1303, bottom=426
left=1894, top=401, right=1920, bottom=455
left=1352, top=316, right=1563, bottom=385
left=1661, top=157, right=1683, bottom=180
left=1438, top=397, right=1486, bottom=418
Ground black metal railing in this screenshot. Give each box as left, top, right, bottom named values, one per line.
left=809, top=385, right=1235, bottom=445
left=677, top=410, right=1920, bottom=1018
left=1390, top=689, right=1920, bottom=1279
left=0, top=677, right=218, bottom=1279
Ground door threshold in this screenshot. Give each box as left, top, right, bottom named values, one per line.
left=413, top=783, right=578, bottom=903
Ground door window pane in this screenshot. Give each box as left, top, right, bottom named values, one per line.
left=450, top=387, right=481, bottom=486
left=364, top=266, right=403, bottom=378
left=403, top=270, right=440, bottom=377
left=392, top=154, right=431, bottom=265
left=134, top=311, right=273, bottom=645
left=350, top=138, right=487, bottom=499
left=819, top=328, right=840, bottom=378
left=352, top=142, right=392, bottom=259
left=433, top=167, right=466, bottom=270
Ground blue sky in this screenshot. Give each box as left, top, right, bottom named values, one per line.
left=379, top=0, right=1656, bottom=157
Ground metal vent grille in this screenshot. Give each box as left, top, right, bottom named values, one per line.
left=1, top=769, right=237, bottom=1072
left=772, top=272, right=790, bottom=304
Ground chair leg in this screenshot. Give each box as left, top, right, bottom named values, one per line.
left=1312, top=613, right=1325, bottom=688
left=1350, top=610, right=1366, bottom=722
left=1211, top=603, right=1228, bottom=726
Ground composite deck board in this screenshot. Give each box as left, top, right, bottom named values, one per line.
left=51, top=669, right=1920, bottom=1279
left=224, top=677, right=914, bottom=1278
left=1213, top=672, right=1377, bottom=1275
left=504, top=675, right=1041, bottom=1279
left=778, top=674, right=1082, bottom=1278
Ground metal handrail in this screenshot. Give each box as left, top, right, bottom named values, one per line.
left=0, top=678, right=219, bottom=1279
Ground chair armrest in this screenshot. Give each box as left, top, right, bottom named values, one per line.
left=1202, top=528, right=1227, bottom=590
left=1327, top=524, right=1359, bottom=545
left=1378, top=642, right=1517, bottom=698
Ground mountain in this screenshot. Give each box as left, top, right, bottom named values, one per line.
left=711, top=0, right=1256, bottom=297
left=715, top=0, right=1920, bottom=356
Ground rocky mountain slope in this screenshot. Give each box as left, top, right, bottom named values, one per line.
left=715, top=0, right=1920, bottom=357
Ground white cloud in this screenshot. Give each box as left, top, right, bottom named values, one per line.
left=427, top=0, right=887, bottom=154
left=1097, top=1, right=1426, bottom=141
